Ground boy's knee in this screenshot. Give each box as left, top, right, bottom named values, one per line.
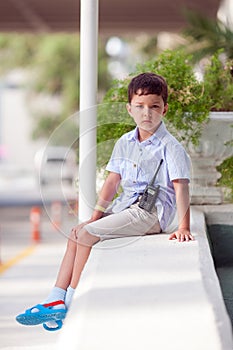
left=77, top=227, right=100, bottom=247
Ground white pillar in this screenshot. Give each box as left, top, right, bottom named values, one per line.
left=79, top=0, right=98, bottom=222
left=217, top=0, right=233, bottom=30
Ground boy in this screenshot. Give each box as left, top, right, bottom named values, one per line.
left=16, top=72, right=194, bottom=331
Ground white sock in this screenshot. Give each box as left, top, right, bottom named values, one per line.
left=65, top=286, right=75, bottom=309
left=41, top=287, right=66, bottom=329
left=43, top=286, right=66, bottom=305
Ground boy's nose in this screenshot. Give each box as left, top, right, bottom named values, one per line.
left=143, top=107, right=152, bottom=116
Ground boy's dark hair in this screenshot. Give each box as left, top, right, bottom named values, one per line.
left=128, top=72, right=168, bottom=104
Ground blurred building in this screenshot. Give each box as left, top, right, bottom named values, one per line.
left=0, top=70, right=45, bottom=169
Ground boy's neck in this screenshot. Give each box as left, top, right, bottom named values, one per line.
left=137, top=123, right=161, bottom=142
left=138, top=130, right=152, bottom=142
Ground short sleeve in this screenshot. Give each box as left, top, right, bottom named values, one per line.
left=166, top=144, right=191, bottom=181
left=105, top=139, right=122, bottom=174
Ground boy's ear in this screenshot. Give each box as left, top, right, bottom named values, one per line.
left=163, top=103, right=168, bottom=116
left=126, top=103, right=133, bottom=117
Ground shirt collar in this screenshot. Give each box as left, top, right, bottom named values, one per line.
left=127, top=122, right=168, bottom=144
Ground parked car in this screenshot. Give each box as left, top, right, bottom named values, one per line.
left=34, top=146, right=77, bottom=186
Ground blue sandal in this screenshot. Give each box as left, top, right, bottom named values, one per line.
left=16, top=300, right=67, bottom=326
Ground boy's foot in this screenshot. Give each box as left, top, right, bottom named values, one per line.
left=16, top=300, right=67, bottom=326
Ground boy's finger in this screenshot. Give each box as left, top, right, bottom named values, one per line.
left=188, top=234, right=194, bottom=241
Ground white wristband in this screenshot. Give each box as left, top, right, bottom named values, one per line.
left=94, top=204, right=106, bottom=212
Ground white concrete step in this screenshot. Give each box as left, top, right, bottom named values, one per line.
left=57, top=207, right=233, bottom=350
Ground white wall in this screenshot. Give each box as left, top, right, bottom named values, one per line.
left=0, top=82, right=45, bottom=170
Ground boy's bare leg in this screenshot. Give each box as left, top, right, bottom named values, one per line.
left=55, top=228, right=99, bottom=290
left=69, top=243, right=92, bottom=288
left=70, top=229, right=100, bottom=288
left=54, top=235, right=78, bottom=290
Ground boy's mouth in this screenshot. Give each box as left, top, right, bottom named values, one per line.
left=142, top=119, right=152, bottom=123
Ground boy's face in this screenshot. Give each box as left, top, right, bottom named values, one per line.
left=127, top=92, right=168, bottom=138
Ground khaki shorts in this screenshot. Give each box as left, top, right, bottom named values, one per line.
left=84, top=203, right=161, bottom=242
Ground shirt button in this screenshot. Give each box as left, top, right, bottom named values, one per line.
left=133, top=181, right=136, bottom=183
left=133, top=164, right=137, bottom=167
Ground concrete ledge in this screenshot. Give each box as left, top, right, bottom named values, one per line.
left=194, top=204, right=233, bottom=226
left=57, top=207, right=233, bottom=350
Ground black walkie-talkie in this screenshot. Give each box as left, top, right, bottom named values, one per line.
left=138, top=159, right=163, bottom=213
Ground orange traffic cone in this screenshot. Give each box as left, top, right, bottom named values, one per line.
left=30, top=207, right=41, bottom=242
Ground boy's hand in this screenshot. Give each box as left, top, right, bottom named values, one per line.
left=71, top=219, right=94, bottom=240
left=169, top=228, right=194, bottom=242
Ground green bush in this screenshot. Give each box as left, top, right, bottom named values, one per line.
left=203, top=51, right=233, bottom=111
left=97, top=50, right=211, bottom=167
left=217, top=156, right=233, bottom=202
left=99, top=49, right=210, bottom=150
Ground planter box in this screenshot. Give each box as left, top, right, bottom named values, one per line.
left=188, top=112, right=233, bottom=204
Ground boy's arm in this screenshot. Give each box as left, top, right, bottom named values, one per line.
left=91, top=171, right=121, bottom=221
left=169, top=179, right=194, bottom=242
left=71, top=172, right=121, bottom=234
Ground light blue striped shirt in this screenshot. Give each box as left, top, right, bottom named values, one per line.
left=106, top=122, right=190, bottom=231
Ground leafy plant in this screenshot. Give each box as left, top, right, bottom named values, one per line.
left=182, top=10, right=233, bottom=61
left=217, top=156, right=233, bottom=201
left=100, top=49, right=211, bottom=148
left=203, top=51, right=233, bottom=111
left=180, top=9, right=233, bottom=201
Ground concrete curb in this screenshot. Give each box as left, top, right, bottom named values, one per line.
left=56, top=207, right=233, bottom=350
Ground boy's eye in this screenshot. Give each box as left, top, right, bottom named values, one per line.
left=134, top=105, right=158, bottom=109
left=132, top=104, right=160, bottom=111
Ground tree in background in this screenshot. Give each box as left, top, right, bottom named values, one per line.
left=0, top=33, right=111, bottom=140
left=182, top=9, right=233, bottom=61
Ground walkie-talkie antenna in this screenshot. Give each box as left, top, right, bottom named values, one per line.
left=149, top=159, right=163, bottom=186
